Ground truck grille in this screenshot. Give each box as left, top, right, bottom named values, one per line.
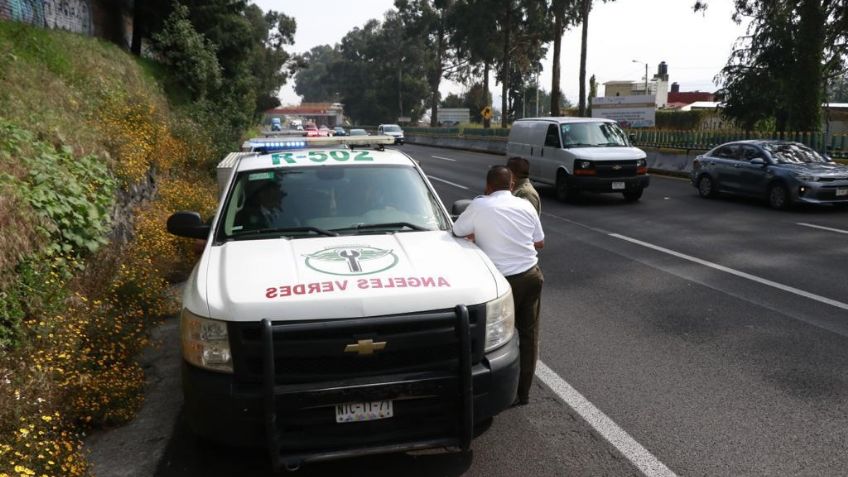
left=595, top=160, right=638, bottom=178
left=228, top=305, right=485, bottom=386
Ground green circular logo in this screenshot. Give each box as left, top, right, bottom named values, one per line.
left=304, top=246, right=399, bottom=276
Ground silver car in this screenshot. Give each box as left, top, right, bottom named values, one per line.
left=691, top=141, right=848, bottom=209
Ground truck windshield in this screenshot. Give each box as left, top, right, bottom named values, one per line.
left=560, top=122, right=629, bottom=148
left=218, top=165, right=450, bottom=239
left=383, top=125, right=402, bottom=132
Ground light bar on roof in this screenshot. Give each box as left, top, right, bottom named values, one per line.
left=242, top=135, right=396, bottom=152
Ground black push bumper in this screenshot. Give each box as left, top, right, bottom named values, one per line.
left=182, top=306, right=519, bottom=470
left=568, top=174, right=650, bottom=193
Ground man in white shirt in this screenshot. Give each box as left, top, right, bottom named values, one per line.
left=453, top=166, right=544, bottom=405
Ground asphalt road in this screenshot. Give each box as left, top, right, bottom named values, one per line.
left=93, top=143, right=848, bottom=476
left=399, top=143, right=848, bottom=476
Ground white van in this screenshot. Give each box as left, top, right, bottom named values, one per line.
left=507, top=117, right=649, bottom=201
left=377, top=124, right=405, bottom=145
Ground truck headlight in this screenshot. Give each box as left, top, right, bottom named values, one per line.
left=181, top=309, right=233, bottom=373
left=485, top=290, right=515, bottom=352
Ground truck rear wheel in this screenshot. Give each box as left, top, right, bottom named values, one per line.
left=623, top=188, right=643, bottom=202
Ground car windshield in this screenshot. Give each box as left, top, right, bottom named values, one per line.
left=218, top=165, right=449, bottom=240
left=383, top=125, right=401, bottom=132
left=559, top=122, right=629, bottom=148
left=762, top=143, right=830, bottom=164
left=350, top=129, right=367, bottom=136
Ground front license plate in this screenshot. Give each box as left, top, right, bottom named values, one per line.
left=335, top=400, right=393, bottom=423
left=612, top=181, right=626, bottom=190
left=836, top=188, right=848, bottom=197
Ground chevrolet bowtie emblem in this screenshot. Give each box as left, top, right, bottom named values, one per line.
left=344, top=339, right=386, bottom=356
left=612, top=165, right=622, bottom=170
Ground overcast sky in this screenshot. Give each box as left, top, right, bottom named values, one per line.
left=252, top=0, right=750, bottom=107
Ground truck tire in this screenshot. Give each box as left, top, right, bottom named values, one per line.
left=555, top=171, right=575, bottom=202
left=623, top=188, right=643, bottom=202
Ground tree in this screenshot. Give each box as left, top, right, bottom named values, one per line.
left=294, top=45, right=343, bottom=102
left=549, top=0, right=580, bottom=116
left=440, top=93, right=466, bottom=107
left=496, top=0, right=551, bottom=126
left=448, top=0, right=501, bottom=127
left=151, top=3, right=222, bottom=100
left=577, top=0, right=615, bottom=116
left=465, top=82, right=492, bottom=122
left=395, top=0, right=462, bottom=127
left=320, top=14, right=430, bottom=124
left=830, top=74, right=848, bottom=103
left=699, top=0, right=848, bottom=131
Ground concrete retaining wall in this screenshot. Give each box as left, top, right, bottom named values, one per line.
left=406, top=133, right=701, bottom=175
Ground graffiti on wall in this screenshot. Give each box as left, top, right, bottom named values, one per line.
left=0, top=0, right=46, bottom=24
left=43, top=0, right=91, bottom=34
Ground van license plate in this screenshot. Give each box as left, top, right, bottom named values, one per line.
left=836, top=188, right=848, bottom=197
left=335, top=401, right=393, bottom=423
left=612, top=182, right=626, bottom=190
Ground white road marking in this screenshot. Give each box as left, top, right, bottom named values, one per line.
left=427, top=175, right=469, bottom=190
left=536, top=361, right=678, bottom=477
left=431, top=155, right=457, bottom=162
left=610, top=233, right=848, bottom=312
left=797, top=222, right=848, bottom=235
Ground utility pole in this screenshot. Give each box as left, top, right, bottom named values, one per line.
left=632, top=59, right=649, bottom=95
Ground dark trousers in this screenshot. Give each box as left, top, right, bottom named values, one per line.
left=505, top=264, right=544, bottom=401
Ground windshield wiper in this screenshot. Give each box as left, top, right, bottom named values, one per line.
left=563, top=143, right=597, bottom=148
left=332, top=222, right=431, bottom=233
left=230, top=226, right=339, bottom=239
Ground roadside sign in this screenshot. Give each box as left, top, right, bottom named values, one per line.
left=398, top=116, right=411, bottom=122
left=481, top=106, right=493, bottom=120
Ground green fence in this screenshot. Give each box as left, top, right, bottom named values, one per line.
left=403, top=126, right=848, bottom=159
left=627, top=129, right=848, bottom=158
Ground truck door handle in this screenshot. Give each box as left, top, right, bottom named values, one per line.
left=530, top=147, right=534, bottom=156
left=541, top=149, right=544, bottom=157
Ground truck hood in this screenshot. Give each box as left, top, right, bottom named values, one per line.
left=197, top=231, right=504, bottom=321
left=569, top=146, right=646, bottom=161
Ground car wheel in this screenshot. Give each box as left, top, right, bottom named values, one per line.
left=623, top=188, right=643, bottom=202
left=555, top=171, right=573, bottom=202
left=697, top=175, right=717, bottom=198
left=768, top=183, right=790, bottom=210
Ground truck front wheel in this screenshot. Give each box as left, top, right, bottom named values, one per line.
left=555, top=171, right=575, bottom=202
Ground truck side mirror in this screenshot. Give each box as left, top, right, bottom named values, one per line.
left=167, top=211, right=211, bottom=239
left=628, top=133, right=637, bottom=142
left=451, top=199, right=472, bottom=221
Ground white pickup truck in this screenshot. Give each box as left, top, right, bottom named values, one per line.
left=167, top=136, right=519, bottom=471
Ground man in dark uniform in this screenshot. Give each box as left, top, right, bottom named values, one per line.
left=507, top=157, right=540, bottom=215
left=453, top=166, right=545, bottom=405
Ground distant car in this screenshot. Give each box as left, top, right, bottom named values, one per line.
left=318, top=125, right=332, bottom=137
left=333, top=127, right=348, bottom=137
left=270, top=118, right=282, bottom=132
left=304, top=123, right=319, bottom=137
left=349, top=128, right=369, bottom=136
left=377, top=124, right=405, bottom=145
left=691, top=140, right=848, bottom=209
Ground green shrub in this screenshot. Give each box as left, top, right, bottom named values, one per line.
left=152, top=2, right=223, bottom=100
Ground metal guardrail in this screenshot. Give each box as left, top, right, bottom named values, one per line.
left=404, top=126, right=848, bottom=159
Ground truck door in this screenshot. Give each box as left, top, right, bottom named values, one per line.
left=539, top=124, right=562, bottom=181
